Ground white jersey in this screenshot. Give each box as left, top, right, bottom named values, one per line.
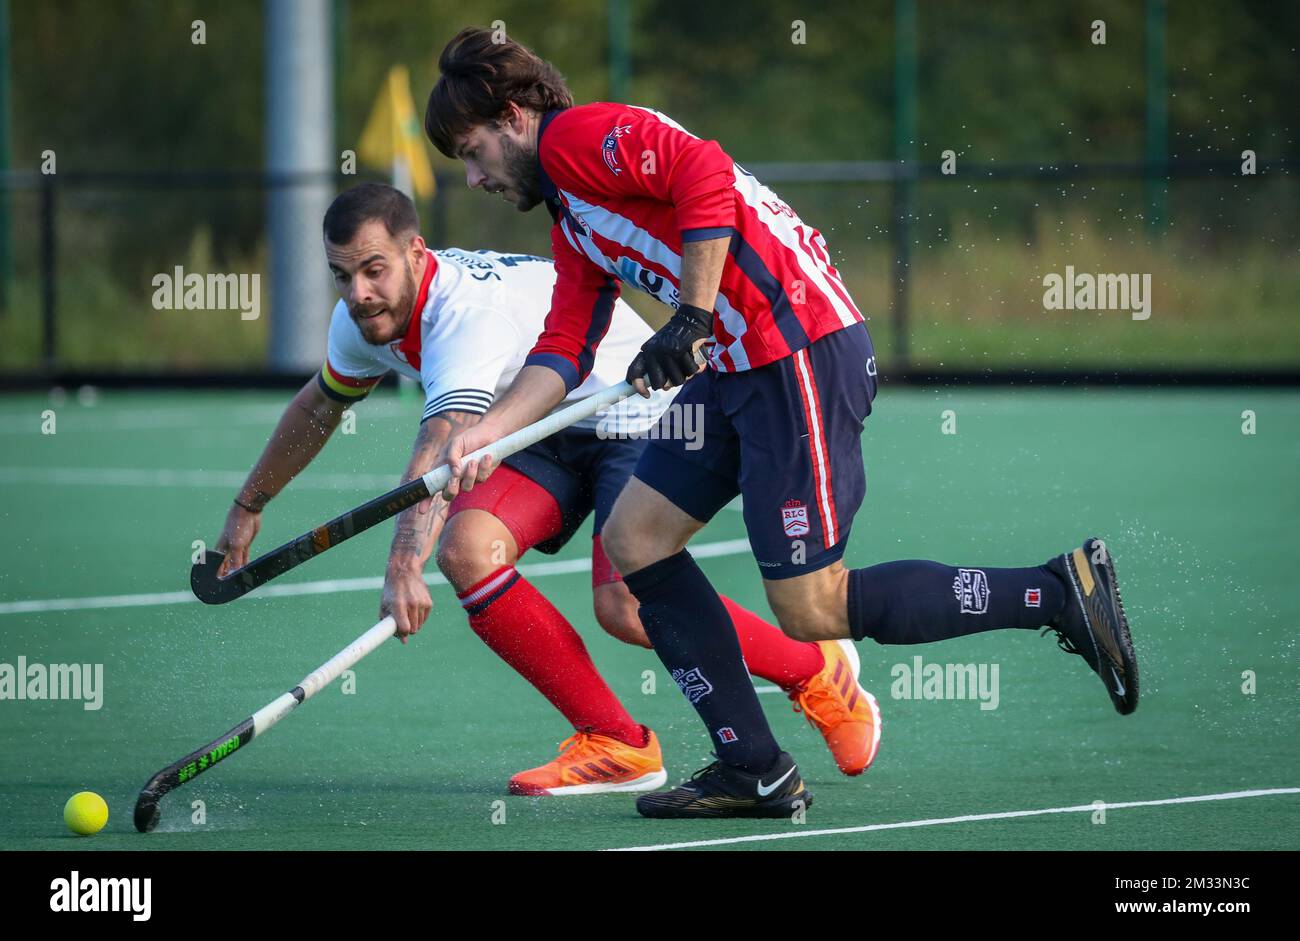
left=318, top=247, right=672, bottom=433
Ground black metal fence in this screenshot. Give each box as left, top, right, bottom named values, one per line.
left=1, top=154, right=1297, bottom=387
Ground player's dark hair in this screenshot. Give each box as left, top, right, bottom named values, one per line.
left=322, top=183, right=420, bottom=245
left=424, top=26, right=574, bottom=158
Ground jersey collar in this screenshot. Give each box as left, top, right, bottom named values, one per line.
left=537, top=109, right=563, bottom=200
left=396, top=249, right=437, bottom=371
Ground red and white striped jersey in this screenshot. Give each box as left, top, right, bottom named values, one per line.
left=523, top=102, right=865, bottom=391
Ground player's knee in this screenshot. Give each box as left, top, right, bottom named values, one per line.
left=601, top=513, right=650, bottom=576
left=604, top=479, right=699, bottom=576
left=593, top=586, right=651, bottom=648
left=435, top=520, right=504, bottom=590
left=433, top=537, right=476, bottom=590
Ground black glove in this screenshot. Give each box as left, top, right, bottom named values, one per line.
left=626, top=304, right=712, bottom=390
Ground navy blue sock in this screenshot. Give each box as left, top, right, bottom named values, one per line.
left=623, top=550, right=782, bottom=773
left=847, top=560, right=1067, bottom=644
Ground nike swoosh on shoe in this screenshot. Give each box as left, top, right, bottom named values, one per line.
left=756, top=766, right=796, bottom=797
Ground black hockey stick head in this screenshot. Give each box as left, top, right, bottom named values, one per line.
left=133, top=787, right=163, bottom=833
left=190, top=549, right=254, bottom=605
left=134, top=717, right=255, bottom=832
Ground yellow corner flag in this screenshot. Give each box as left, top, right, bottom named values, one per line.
left=358, top=65, right=436, bottom=199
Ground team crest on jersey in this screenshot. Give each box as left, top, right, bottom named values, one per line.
left=601, top=124, right=632, bottom=175
left=953, top=568, right=990, bottom=615
left=671, top=667, right=713, bottom=704
left=781, top=500, right=810, bottom=537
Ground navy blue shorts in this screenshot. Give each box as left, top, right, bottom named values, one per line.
left=633, top=323, right=877, bottom=579
left=502, top=427, right=646, bottom=554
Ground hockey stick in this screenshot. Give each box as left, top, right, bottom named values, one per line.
left=191, top=378, right=644, bottom=605
left=133, top=615, right=396, bottom=832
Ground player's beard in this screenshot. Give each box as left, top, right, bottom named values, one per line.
left=350, top=258, right=418, bottom=346
left=499, top=134, right=545, bottom=212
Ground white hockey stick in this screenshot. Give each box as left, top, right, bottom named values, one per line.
left=134, top=616, right=397, bottom=831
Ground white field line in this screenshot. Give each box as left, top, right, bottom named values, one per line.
left=0, top=400, right=416, bottom=434
left=605, top=787, right=1300, bottom=852
left=0, top=404, right=288, bottom=434
left=0, top=466, right=399, bottom=490
left=0, top=537, right=755, bottom=616
left=0, top=465, right=746, bottom=511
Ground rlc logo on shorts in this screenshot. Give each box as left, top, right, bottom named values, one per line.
left=672, top=667, right=714, bottom=704
left=1025, top=588, right=1041, bottom=608
left=953, top=568, right=990, bottom=614
left=716, top=727, right=739, bottom=744
left=781, top=499, right=810, bottom=537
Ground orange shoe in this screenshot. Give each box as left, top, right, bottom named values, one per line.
left=789, top=640, right=882, bottom=776
left=507, top=728, right=668, bottom=796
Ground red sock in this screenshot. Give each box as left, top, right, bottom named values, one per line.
left=720, top=595, right=825, bottom=689
left=458, top=567, right=646, bottom=747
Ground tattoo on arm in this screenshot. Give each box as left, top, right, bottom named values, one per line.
left=389, top=410, right=479, bottom=566
left=391, top=494, right=448, bottom=555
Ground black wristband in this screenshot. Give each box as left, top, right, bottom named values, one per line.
left=233, top=496, right=264, bottom=514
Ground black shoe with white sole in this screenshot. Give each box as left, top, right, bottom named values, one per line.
left=635, top=751, right=812, bottom=819
left=1044, top=537, right=1140, bottom=715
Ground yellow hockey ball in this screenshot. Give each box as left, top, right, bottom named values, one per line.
left=64, top=791, right=109, bottom=836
